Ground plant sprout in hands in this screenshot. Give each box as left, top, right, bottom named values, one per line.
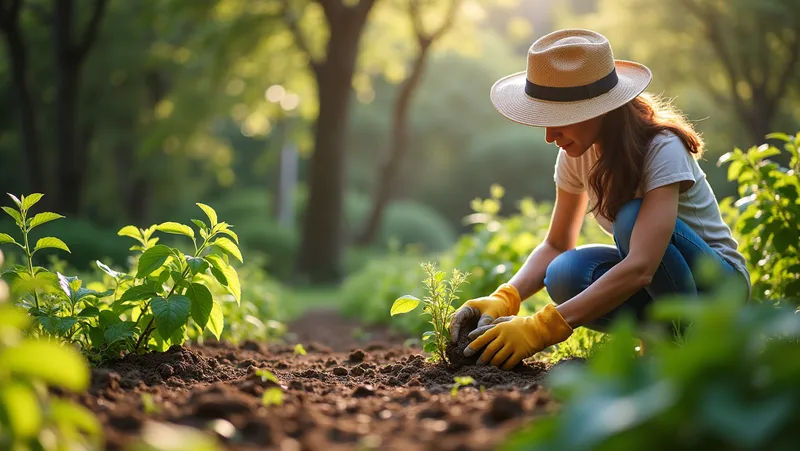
left=390, top=262, right=469, bottom=363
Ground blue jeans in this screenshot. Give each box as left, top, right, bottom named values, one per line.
left=543, top=198, right=736, bottom=331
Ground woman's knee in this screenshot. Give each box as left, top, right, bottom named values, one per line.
left=544, top=250, right=588, bottom=305
left=612, top=198, right=643, bottom=252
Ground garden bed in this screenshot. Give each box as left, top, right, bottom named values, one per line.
left=79, top=309, right=563, bottom=450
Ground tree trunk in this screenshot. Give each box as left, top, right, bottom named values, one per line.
left=52, top=0, right=83, bottom=215
left=52, top=0, right=108, bottom=216
left=357, top=40, right=433, bottom=246
left=0, top=1, right=45, bottom=196
left=296, top=18, right=370, bottom=284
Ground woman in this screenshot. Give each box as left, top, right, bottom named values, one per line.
left=449, top=28, right=750, bottom=370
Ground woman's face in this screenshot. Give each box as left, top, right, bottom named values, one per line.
left=544, top=114, right=604, bottom=158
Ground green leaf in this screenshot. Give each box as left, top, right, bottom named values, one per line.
left=29, top=212, right=65, bottom=229
left=262, top=387, right=283, bottom=406
left=118, top=225, right=142, bottom=240
left=211, top=237, right=243, bottom=263
left=88, top=327, right=105, bottom=347
left=196, top=202, right=218, bottom=226
left=766, top=132, right=792, bottom=142
left=77, top=306, right=101, bottom=318
left=256, top=369, right=280, bottom=384
left=186, top=256, right=209, bottom=275
left=391, top=295, right=421, bottom=315
left=171, top=324, right=187, bottom=345
left=104, top=322, right=137, bottom=345
left=49, top=399, right=102, bottom=438
left=151, top=295, right=191, bottom=339
left=218, top=227, right=240, bottom=244
left=208, top=301, right=224, bottom=340
left=191, top=219, right=207, bottom=230
left=0, top=233, right=19, bottom=246
left=1, top=206, right=22, bottom=225
left=75, top=287, right=114, bottom=302
left=136, top=245, right=172, bottom=279
left=773, top=228, right=798, bottom=250
left=187, top=283, right=214, bottom=330
left=34, top=237, right=71, bottom=254
left=422, top=331, right=436, bottom=341
left=294, top=344, right=307, bottom=356
left=205, top=254, right=241, bottom=304
left=96, top=260, right=124, bottom=279
left=120, top=282, right=160, bottom=302
left=423, top=341, right=438, bottom=353
left=39, top=316, right=62, bottom=335
left=0, top=382, right=41, bottom=438
left=20, top=193, right=43, bottom=211
left=7, top=193, right=21, bottom=208
left=156, top=222, right=195, bottom=239
left=0, top=340, right=89, bottom=391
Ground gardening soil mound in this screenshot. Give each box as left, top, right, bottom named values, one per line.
left=80, top=310, right=560, bottom=451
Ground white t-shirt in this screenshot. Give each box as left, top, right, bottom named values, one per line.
left=553, top=130, right=751, bottom=294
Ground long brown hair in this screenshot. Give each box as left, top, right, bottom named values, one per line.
left=589, top=92, right=704, bottom=222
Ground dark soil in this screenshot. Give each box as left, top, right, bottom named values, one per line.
left=79, top=310, right=561, bottom=450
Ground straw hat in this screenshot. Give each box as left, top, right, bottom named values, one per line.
left=490, top=29, right=652, bottom=127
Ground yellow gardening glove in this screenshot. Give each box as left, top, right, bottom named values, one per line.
left=463, top=304, right=573, bottom=370
left=450, top=283, right=522, bottom=343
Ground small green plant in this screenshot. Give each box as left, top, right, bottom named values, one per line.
left=717, top=131, right=800, bottom=303
left=451, top=376, right=475, bottom=398
left=0, top=194, right=113, bottom=348
left=0, top=195, right=245, bottom=362
left=293, top=343, right=307, bottom=356
left=0, top=252, right=103, bottom=450
left=390, top=262, right=469, bottom=363
left=255, top=368, right=283, bottom=406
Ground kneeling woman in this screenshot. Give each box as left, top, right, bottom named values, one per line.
left=449, top=28, right=750, bottom=370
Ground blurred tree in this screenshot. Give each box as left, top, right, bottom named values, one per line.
left=0, top=0, right=44, bottom=195
left=51, top=0, right=110, bottom=216
left=356, top=0, right=462, bottom=246
left=281, top=0, right=379, bottom=283
left=558, top=0, right=800, bottom=147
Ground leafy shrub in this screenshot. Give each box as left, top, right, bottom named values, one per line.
left=346, top=194, right=457, bottom=253
left=501, top=273, right=800, bottom=451
left=0, top=194, right=249, bottom=362
left=717, top=131, right=799, bottom=302
left=0, top=250, right=102, bottom=450
left=339, top=244, right=429, bottom=335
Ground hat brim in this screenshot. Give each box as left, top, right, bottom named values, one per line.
left=489, top=60, right=652, bottom=127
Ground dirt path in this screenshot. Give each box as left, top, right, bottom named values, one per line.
left=79, top=309, right=557, bottom=450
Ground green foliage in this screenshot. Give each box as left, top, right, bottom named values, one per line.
left=390, top=262, right=469, bottom=363
left=0, top=195, right=249, bottom=362
left=340, top=244, right=428, bottom=333
left=0, top=253, right=102, bottom=450
left=501, top=275, right=800, bottom=451
left=717, top=131, right=800, bottom=302
left=451, top=376, right=475, bottom=398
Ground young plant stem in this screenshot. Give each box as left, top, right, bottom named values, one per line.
left=22, top=215, right=41, bottom=309
left=134, top=266, right=191, bottom=352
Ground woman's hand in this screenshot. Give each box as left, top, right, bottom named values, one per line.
left=463, top=304, right=573, bottom=370
left=449, top=283, right=521, bottom=343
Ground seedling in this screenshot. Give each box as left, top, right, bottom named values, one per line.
left=293, top=343, right=307, bottom=356
left=262, top=388, right=284, bottom=407
left=450, top=376, right=475, bottom=398
left=390, top=262, right=469, bottom=363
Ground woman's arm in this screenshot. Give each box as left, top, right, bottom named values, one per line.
left=509, top=187, right=588, bottom=301
left=555, top=183, right=681, bottom=327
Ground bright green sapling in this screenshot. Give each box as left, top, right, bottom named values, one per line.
left=390, top=262, right=469, bottom=363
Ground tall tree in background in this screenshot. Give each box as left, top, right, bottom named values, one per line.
left=563, top=0, right=800, bottom=148
left=0, top=0, right=44, bottom=195
left=678, top=0, right=800, bottom=144
left=52, top=0, right=109, bottom=216
left=356, top=0, right=461, bottom=246
left=283, top=0, right=379, bottom=283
